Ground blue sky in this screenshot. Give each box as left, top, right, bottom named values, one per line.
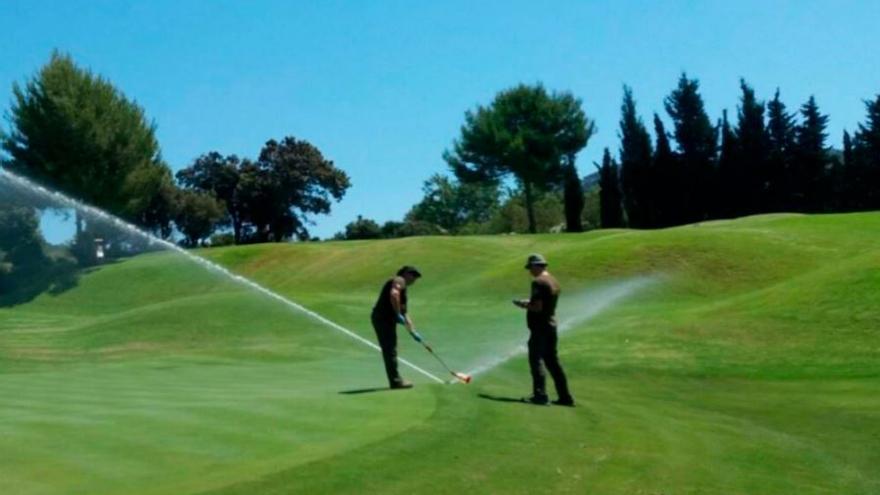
left=2, top=0, right=879, bottom=240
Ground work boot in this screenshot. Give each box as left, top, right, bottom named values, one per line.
left=522, top=395, right=549, bottom=405
left=390, top=380, right=413, bottom=390
left=552, top=397, right=575, bottom=407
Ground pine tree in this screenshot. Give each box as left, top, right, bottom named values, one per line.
left=734, top=80, right=769, bottom=214
left=618, top=86, right=654, bottom=228
left=793, top=96, right=831, bottom=212
left=664, top=74, right=718, bottom=223
left=597, top=148, right=624, bottom=228
left=766, top=89, right=797, bottom=211
left=652, top=113, right=679, bottom=226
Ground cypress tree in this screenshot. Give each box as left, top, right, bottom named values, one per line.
left=618, top=86, right=654, bottom=228
left=717, top=109, right=739, bottom=218
left=840, top=130, right=860, bottom=210
left=597, top=148, right=624, bottom=228
left=854, top=95, right=880, bottom=208
left=766, top=89, right=797, bottom=211
left=793, top=96, right=831, bottom=212
left=652, top=113, right=678, bottom=226
left=664, top=74, right=718, bottom=223
left=562, top=160, right=585, bottom=232
left=734, top=80, right=770, bottom=214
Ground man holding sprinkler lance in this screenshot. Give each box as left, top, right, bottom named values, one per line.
left=371, top=266, right=423, bottom=389
left=513, top=254, right=575, bottom=406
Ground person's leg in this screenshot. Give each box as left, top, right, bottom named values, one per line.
left=541, top=327, right=573, bottom=404
left=527, top=332, right=548, bottom=402
left=372, top=316, right=403, bottom=387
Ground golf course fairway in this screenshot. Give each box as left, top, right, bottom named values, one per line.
left=1, top=212, right=878, bottom=494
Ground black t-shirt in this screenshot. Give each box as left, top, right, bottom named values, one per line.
left=527, top=273, right=560, bottom=330
left=372, top=276, right=407, bottom=321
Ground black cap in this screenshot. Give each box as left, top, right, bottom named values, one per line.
left=397, top=265, right=422, bottom=278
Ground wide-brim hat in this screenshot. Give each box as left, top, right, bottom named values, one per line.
left=524, top=254, right=548, bottom=269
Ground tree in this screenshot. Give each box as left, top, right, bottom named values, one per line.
left=174, top=190, right=225, bottom=247
left=716, top=109, right=739, bottom=218
left=249, top=137, right=351, bottom=242
left=562, top=161, right=585, bottom=232
left=596, top=148, right=624, bottom=228
left=1, top=52, right=170, bottom=233
left=854, top=95, right=880, bottom=209
left=618, top=86, right=654, bottom=228
left=664, top=74, right=718, bottom=223
left=766, top=89, right=797, bottom=211
left=0, top=199, right=77, bottom=305
left=652, top=114, right=679, bottom=226
left=734, top=80, right=769, bottom=214
left=556, top=92, right=596, bottom=232
left=406, top=174, right=499, bottom=233
left=343, top=215, right=381, bottom=240
left=792, top=96, right=830, bottom=211
left=176, top=152, right=243, bottom=242
left=182, top=139, right=351, bottom=244
left=444, top=83, right=595, bottom=233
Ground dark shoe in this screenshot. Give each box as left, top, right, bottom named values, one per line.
left=552, top=397, right=575, bottom=407
left=522, top=395, right=550, bottom=405
left=390, top=381, right=413, bottom=390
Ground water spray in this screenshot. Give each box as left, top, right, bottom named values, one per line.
left=463, top=276, right=658, bottom=379
left=0, top=169, right=445, bottom=384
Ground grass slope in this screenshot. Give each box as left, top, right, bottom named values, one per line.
left=1, top=213, right=878, bottom=494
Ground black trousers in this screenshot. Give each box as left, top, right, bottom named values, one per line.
left=371, top=313, right=403, bottom=386
left=528, top=325, right=572, bottom=401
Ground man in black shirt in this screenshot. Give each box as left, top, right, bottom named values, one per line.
left=372, top=266, right=422, bottom=389
left=514, top=254, right=574, bottom=406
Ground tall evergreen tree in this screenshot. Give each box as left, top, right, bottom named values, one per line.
left=793, top=96, right=831, bottom=212
left=766, top=89, right=797, bottom=211
left=716, top=110, right=739, bottom=218
left=562, top=160, right=585, bottom=232
left=618, top=86, right=654, bottom=228
left=596, top=148, right=624, bottom=228
left=664, top=74, right=718, bottom=223
left=652, top=113, right=678, bottom=226
left=839, top=130, right=860, bottom=210
left=854, top=95, right=880, bottom=208
left=734, top=80, right=769, bottom=214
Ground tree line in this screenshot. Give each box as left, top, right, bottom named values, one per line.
left=596, top=74, right=880, bottom=229
left=0, top=53, right=351, bottom=254
left=337, top=83, right=599, bottom=239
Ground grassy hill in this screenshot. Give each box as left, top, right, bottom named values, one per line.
left=1, top=213, right=878, bottom=494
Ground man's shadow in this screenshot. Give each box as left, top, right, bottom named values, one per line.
left=477, top=393, right=537, bottom=405
left=339, top=387, right=394, bottom=395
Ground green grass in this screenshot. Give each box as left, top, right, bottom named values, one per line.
left=1, top=212, right=878, bottom=494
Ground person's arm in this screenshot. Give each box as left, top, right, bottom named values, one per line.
left=513, top=282, right=545, bottom=311
left=389, top=279, right=414, bottom=331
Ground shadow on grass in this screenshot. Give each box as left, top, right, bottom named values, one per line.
left=477, top=393, right=543, bottom=405
left=0, top=255, right=80, bottom=307
left=339, top=387, right=395, bottom=395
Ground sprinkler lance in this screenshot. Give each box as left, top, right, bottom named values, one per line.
left=404, top=327, right=471, bottom=384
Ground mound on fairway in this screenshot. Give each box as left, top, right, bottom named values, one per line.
left=1, top=213, right=878, bottom=494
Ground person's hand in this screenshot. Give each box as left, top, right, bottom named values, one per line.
left=396, top=313, right=407, bottom=325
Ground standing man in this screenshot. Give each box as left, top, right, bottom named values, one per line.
left=372, top=266, right=422, bottom=389
left=513, top=254, right=575, bottom=406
